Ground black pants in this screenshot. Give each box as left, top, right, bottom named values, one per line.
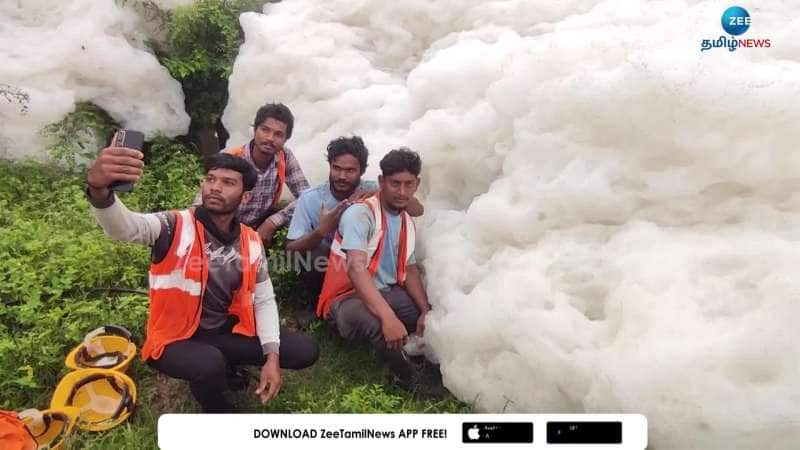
left=327, top=286, right=420, bottom=380
left=147, top=327, right=319, bottom=412
left=299, top=245, right=329, bottom=310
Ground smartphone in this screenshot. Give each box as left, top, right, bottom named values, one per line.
left=109, top=129, right=145, bottom=193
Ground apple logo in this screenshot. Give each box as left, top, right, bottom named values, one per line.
left=468, top=425, right=481, bottom=441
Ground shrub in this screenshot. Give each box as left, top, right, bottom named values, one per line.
left=160, top=0, right=265, bottom=129
left=0, top=131, right=204, bottom=409
left=43, top=102, right=118, bottom=169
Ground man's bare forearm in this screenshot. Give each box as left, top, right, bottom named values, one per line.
left=267, top=199, right=298, bottom=228
left=347, top=253, right=395, bottom=321
left=285, top=228, right=324, bottom=252
left=404, top=265, right=430, bottom=313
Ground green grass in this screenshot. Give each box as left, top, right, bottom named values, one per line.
left=0, top=155, right=467, bottom=450
left=60, top=313, right=468, bottom=449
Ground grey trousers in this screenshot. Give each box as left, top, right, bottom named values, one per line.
left=328, top=286, right=421, bottom=379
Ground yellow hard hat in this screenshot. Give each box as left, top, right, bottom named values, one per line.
left=50, top=369, right=136, bottom=432
left=17, top=407, right=79, bottom=450
left=65, top=326, right=137, bottom=372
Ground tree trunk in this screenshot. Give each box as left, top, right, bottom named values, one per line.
left=193, top=126, right=220, bottom=156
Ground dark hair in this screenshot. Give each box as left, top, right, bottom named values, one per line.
left=204, top=153, right=258, bottom=191
left=379, top=147, right=421, bottom=177
left=253, top=103, right=294, bottom=139
left=326, top=136, right=369, bottom=174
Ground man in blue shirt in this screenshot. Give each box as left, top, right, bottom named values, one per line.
left=286, top=137, right=423, bottom=323
left=317, top=149, right=444, bottom=397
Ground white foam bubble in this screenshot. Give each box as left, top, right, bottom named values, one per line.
left=0, top=0, right=189, bottom=159
left=226, top=1, right=800, bottom=448
left=150, top=0, right=196, bottom=9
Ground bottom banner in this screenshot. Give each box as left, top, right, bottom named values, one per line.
left=158, top=413, right=647, bottom=449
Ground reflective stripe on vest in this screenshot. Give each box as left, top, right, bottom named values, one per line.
left=316, top=194, right=416, bottom=318
left=226, top=144, right=286, bottom=210
left=141, top=209, right=263, bottom=361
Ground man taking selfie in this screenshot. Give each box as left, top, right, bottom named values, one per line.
left=86, top=139, right=318, bottom=412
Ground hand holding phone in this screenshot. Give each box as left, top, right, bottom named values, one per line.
left=109, top=130, right=145, bottom=192
left=86, top=130, right=145, bottom=194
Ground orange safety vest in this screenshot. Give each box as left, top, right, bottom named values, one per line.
left=0, top=411, right=35, bottom=450
left=141, top=209, right=263, bottom=361
left=316, top=194, right=416, bottom=318
left=225, top=144, right=286, bottom=210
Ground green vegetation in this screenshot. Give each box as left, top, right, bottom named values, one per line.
left=0, top=129, right=201, bottom=416
left=43, top=102, right=119, bottom=168
left=0, top=133, right=465, bottom=450
left=159, top=0, right=264, bottom=129
left=1, top=2, right=467, bottom=447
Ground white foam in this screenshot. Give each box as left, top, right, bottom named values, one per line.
left=0, top=0, right=189, bottom=159
left=150, top=0, right=196, bottom=9
left=226, top=1, right=800, bottom=448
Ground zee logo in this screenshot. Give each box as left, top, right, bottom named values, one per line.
left=721, top=6, right=750, bottom=35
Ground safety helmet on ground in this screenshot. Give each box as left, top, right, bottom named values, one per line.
left=17, top=407, right=79, bottom=450
left=50, top=369, right=136, bottom=432
left=65, top=326, right=136, bottom=372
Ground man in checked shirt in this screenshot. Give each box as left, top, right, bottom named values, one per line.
left=197, top=103, right=310, bottom=247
